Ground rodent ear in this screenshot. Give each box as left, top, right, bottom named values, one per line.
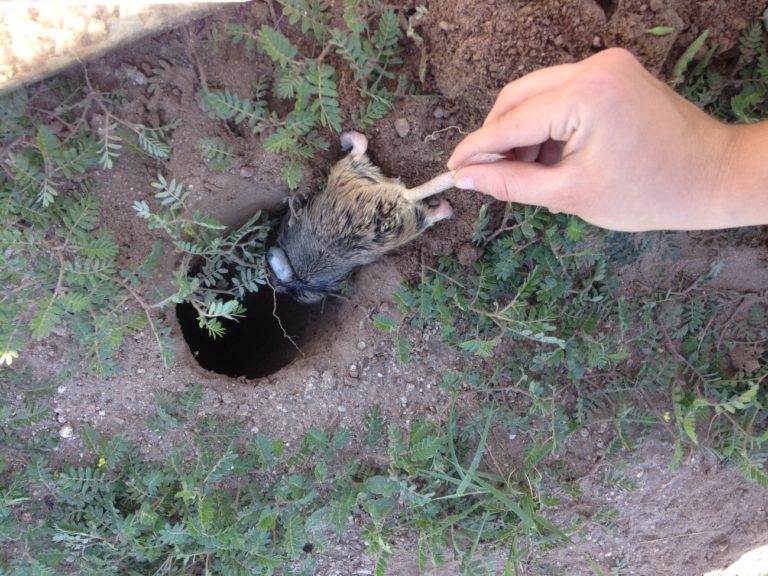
left=267, top=247, right=295, bottom=283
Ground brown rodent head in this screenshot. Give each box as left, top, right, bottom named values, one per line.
left=267, top=131, right=453, bottom=304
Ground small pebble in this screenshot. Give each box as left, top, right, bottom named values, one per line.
left=438, top=20, right=456, bottom=32
left=348, top=364, right=359, bottom=378
left=592, top=35, right=603, bottom=48
left=357, top=341, right=367, bottom=350
left=59, top=425, right=74, bottom=439
left=240, top=166, right=255, bottom=178
left=121, top=64, right=147, bottom=85
left=433, top=106, right=445, bottom=119
left=56, top=385, right=66, bottom=394
left=394, top=118, right=410, bottom=138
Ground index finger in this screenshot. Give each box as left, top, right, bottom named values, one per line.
left=483, top=62, right=579, bottom=127
left=447, top=91, right=581, bottom=170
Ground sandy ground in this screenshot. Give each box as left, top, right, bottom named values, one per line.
left=8, top=1, right=768, bottom=575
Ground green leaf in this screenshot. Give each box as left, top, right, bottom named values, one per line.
left=282, top=160, right=303, bottom=190
left=331, top=486, right=356, bottom=534
left=364, top=497, right=394, bottom=522
left=646, top=26, right=676, bottom=36
left=136, top=127, right=170, bottom=159
left=396, top=335, right=410, bottom=365
left=459, top=338, right=499, bottom=357
left=362, top=404, right=384, bottom=448
left=273, top=64, right=304, bottom=99
left=682, top=410, right=699, bottom=444
left=279, top=0, right=331, bottom=40
left=565, top=216, right=586, bottom=242
left=258, top=26, right=298, bottom=67
left=343, top=2, right=366, bottom=35
left=410, top=436, right=442, bottom=461
left=283, top=508, right=306, bottom=559
left=31, top=295, right=62, bottom=339
left=307, top=62, right=342, bottom=132
left=98, top=121, right=122, bottom=170
left=373, top=10, right=403, bottom=60
left=372, top=313, right=397, bottom=332
left=196, top=137, right=236, bottom=171
left=364, top=476, right=398, bottom=497
left=252, top=432, right=277, bottom=469
left=36, top=125, right=60, bottom=160
left=264, top=129, right=296, bottom=153
left=198, top=89, right=266, bottom=128
left=673, top=29, right=710, bottom=85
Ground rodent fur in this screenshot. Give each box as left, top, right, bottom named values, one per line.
left=267, top=131, right=453, bottom=304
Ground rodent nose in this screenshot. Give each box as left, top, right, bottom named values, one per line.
left=267, top=247, right=295, bottom=283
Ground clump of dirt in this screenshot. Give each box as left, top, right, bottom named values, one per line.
left=14, top=1, right=768, bottom=575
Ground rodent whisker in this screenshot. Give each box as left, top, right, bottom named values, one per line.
left=264, top=274, right=305, bottom=357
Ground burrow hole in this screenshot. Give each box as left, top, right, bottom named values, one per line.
left=175, top=210, right=340, bottom=379
left=594, top=0, right=618, bottom=19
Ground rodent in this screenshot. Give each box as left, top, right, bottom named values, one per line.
left=267, top=131, right=455, bottom=304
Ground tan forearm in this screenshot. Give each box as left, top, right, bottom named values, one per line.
left=711, top=121, right=768, bottom=229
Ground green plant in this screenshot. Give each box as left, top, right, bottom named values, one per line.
left=0, top=64, right=277, bottom=373
left=387, top=176, right=767, bottom=490
left=195, top=137, right=238, bottom=172
left=202, top=1, right=412, bottom=190
left=133, top=173, right=272, bottom=338
left=147, top=382, right=203, bottom=432
left=677, top=12, right=768, bottom=121
left=1, top=391, right=578, bottom=576
left=0, top=71, right=183, bottom=375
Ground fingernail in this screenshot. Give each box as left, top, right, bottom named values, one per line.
left=454, top=174, right=475, bottom=190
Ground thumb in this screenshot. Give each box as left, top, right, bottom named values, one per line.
left=453, top=160, right=575, bottom=208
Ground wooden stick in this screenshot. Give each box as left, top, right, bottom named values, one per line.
left=403, top=171, right=455, bottom=201
left=403, top=153, right=506, bottom=201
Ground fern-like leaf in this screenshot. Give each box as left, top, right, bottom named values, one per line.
left=264, top=129, right=297, bottom=153
left=278, top=0, right=331, bottom=40
left=307, top=62, right=342, bottom=132
left=282, top=507, right=306, bottom=559
left=739, top=20, right=765, bottom=64
left=373, top=10, right=403, bottom=62
left=330, top=28, right=374, bottom=84
left=195, top=137, right=236, bottom=171
left=198, top=90, right=266, bottom=129
left=258, top=26, right=299, bottom=67
left=98, top=121, right=122, bottom=170
left=226, top=22, right=259, bottom=53
left=357, top=92, right=393, bottom=127
left=282, top=160, right=303, bottom=190
left=673, top=29, right=710, bottom=85
left=273, top=64, right=304, bottom=99
left=31, top=294, right=63, bottom=339
left=136, top=127, right=170, bottom=159
left=151, top=173, right=188, bottom=211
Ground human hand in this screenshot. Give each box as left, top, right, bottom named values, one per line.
left=448, top=48, right=739, bottom=232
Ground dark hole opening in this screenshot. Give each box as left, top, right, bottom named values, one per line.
left=176, top=287, right=330, bottom=379
left=594, top=0, right=617, bottom=18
